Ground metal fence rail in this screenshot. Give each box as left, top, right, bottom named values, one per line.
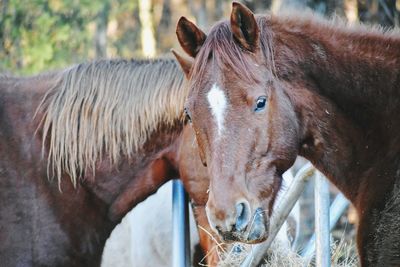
left=172, top=179, right=191, bottom=267
left=171, top=164, right=350, bottom=267
left=314, top=171, right=331, bottom=267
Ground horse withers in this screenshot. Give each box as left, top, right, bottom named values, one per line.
left=175, top=2, right=400, bottom=266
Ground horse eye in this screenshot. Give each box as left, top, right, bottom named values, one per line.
left=255, top=96, right=267, bottom=112
left=184, top=108, right=192, bottom=123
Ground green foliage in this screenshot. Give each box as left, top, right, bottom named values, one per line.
left=3, top=0, right=397, bottom=75
left=0, top=0, right=125, bottom=74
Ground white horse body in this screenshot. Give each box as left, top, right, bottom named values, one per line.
left=101, top=180, right=199, bottom=267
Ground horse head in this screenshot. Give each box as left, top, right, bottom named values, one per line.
left=174, top=2, right=300, bottom=244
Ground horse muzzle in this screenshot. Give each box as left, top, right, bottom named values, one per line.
left=213, top=206, right=269, bottom=244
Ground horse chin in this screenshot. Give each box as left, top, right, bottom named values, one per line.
left=244, top=235, right=268, bottom=244
left=224, top=229, right=268, bottom=244
left=220, top=217, right=270, bottom=244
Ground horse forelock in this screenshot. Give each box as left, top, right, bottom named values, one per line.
left=188, top=17, right=276, bottom=93
left=37, top=58, right=186, bottom=186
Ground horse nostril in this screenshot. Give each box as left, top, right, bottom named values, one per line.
left=235, top=201, right=250, bottom=232
left=254, top=208, right=264, bottom=221
left=247, top=207, right=268, bottom=242
left=232, top=244, right=244, bottom=254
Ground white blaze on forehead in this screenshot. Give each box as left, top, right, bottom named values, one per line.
left=207, top=84, right=227, bottom=136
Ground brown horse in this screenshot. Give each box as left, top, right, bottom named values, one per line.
left=0, top=59, right=218, bottom=266
left=175, top=2, right=400, bottom=266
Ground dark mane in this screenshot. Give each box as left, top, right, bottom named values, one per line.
left=190, top=11, right=400, bottom=91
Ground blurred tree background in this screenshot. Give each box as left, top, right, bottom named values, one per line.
left=1, top=0, right=399, bottom=74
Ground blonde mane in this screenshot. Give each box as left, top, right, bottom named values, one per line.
left=38, top=58, right=186, bottom=186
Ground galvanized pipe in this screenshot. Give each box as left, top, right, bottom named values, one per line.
left=172, top=179, right=191, bottom=267
left=301, top=193, right=350, bottom=259
left=314, top=171, right=331, bottom=267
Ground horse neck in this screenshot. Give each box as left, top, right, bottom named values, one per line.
left=274, top=20, right=400, bottom=204
left=300, top=22, right=400, bottom=132
left=43, top=122, right=184, bottom=263
left=84, top=123, right=184, bottom=222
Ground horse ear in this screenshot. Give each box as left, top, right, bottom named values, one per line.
left=171, top=49, right=193, bottom=78
left=176, top=17, right=207, bottom=58
left=230, top=2, right=259, bottom=52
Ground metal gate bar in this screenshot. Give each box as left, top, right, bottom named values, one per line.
left=301, top=193, right=349, bottom=259
left=172, top=179, right=191, bottom=267
left=314, top=171, right=331, bottom=267
left=171, top=165, right=349, bottom=267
